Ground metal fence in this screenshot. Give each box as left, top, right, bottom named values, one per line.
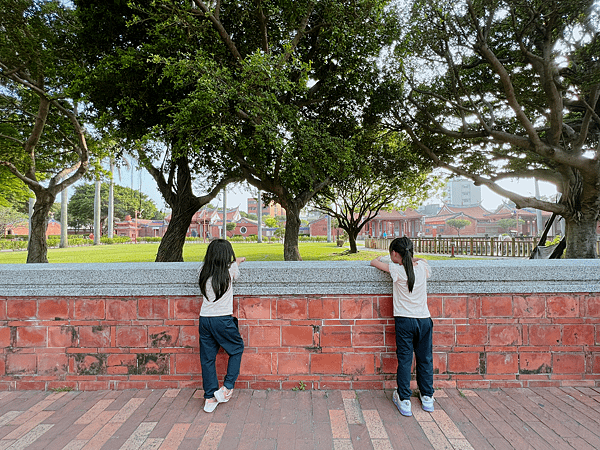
left=363, top=236, right=599, bottom=257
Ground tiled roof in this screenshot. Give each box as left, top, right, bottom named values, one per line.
left=372, top=208, right=423, bottom=220
left=436, top=204, right=491, bottom=220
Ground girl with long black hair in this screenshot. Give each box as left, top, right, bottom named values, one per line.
left=370, top=237, right=434, bottom=417
left=198, top=239, right=246, bottom=412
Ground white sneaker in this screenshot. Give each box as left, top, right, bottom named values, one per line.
left=420, top=394, right=434, bottom=412
left=393, top=390, right=412, bottom=416
left=214, top=386, right=233, bottom=403
left=203, top=398, right=218, bottom=413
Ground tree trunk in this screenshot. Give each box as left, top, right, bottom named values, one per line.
left=348, top=231, right=358, bottom=253
left=564, top=214, right=598, bottom=259
left=283, top=205, right=302, bottom=261
left=27, top=192, right=56, bottom=263
left=155, top=200, right=198, bottom=262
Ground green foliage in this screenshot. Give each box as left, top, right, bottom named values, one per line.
left=0, top=206, right=28, bottom=236
left=0, top=239, right=28, bottom=251
left=66, top=183, right=162, bottom=229
left=139, top=237, right=162, bottom=242
left=312, top=130, right=440, bottom=252
left=263, top=217, right=279, bottom=228
left=496, top=218, right=524, bottom=231
left=446, top=218, right=471, bottom=236
left=0, top=239, right=464, bottom=263
left=0, top=168, right=30, bottom=209
left=0, top=0, right=91, bottom=180
left=45, top=235, right=129, bottom=248
left=292, top=381, right=307, bottom=391
left=386, top=0, right=600, bottom=257
left=446, top=219, right=471, bottom=230
left=74, top=0, right=402, bottom=260
left=0, top=0, right=96, bottom=262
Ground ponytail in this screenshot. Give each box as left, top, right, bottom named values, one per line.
left=389, top=237, right=415, bottom=292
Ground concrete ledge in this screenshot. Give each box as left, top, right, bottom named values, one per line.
left=2, top=259, right=600, bottom=296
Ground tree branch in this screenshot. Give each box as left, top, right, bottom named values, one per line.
left=256, top=0, right=269, bottom=54
left=191, top=0, right=243, bottom=62
left=403, top=125, right=568, bottom=214
left=283, top=1, right=314, bottom=62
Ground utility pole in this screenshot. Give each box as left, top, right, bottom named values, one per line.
left=108, top=159, right=115, bottom=238
left=257, top=191, right=263, bottom=243
left=222, top=187, right=227, bottom=239
left=93, top=178, right=101, bottom=245
left=327, top=215, right=332, bottom=243
left=60, top=186, right=68, bottom=248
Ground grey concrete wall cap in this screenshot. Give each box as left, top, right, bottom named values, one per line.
left=1, top=260, right=599, bottom=297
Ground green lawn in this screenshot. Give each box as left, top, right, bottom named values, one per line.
left=0, top=242, right=458, bottom=264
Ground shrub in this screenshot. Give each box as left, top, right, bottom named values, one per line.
left=0, top=240, right=28, bottom=251
left=101, top=236, right=132, bottom=244
left=139, top=237, right=161, bottom=242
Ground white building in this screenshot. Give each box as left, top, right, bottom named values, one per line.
left=444, top=177, right=481, bottom=207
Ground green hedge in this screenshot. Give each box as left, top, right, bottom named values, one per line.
left=139, top=237, right=162, bottom=242
left=0, top=240, right=27, bottom=251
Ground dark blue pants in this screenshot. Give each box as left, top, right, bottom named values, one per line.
left=395, top=317, right=434, bottom=400
left=199, top=316, right=244, bottom=399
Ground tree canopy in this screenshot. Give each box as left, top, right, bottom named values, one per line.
left=446, top=218, right=471, bottom=236
left=0, top=0, right=91, bottom=262
left=384, top=0, right=600, bottom=258
left=74, top=0, right=400, bottom=260
left=66, top=183, right=163, bottom=231
left=312, top=131, right=438, bottom=252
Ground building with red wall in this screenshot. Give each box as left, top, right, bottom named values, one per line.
left=362, top=209, right=424, bottom=238
left=422, top=203, right=559, bottom=237
left=5, top=218, right=62, bottom=237
left=308, top=216, right=344, bottom=237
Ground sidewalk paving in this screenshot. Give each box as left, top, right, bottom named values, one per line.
left=0, top=387, right=599, bottom=449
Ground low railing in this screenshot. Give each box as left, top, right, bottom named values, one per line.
left=365, top=237, right=541, bottom=257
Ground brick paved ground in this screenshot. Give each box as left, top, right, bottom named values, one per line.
left=0, top=387, right=599, bottom=449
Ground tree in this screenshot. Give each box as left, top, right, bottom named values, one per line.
left=497, top=218, right=525, bottom=233
left=446, top=218, right=472, bottom=237
left=74, top=0, right=244, bottom=262
left=312, top=131, right=438, bottom=252
left=76, top=0, right=400, bottom=260
left=385, top=0, right=600, bottom=258
left=0, top=0, right=91, bottom=262
left=263, top=217, right=279, bottom=229
left=66, top=183, right=162, bottom=232
left=0, top=206, right=28, bottom=236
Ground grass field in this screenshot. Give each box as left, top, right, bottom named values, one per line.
left=0, top=242, right=458, bottom=264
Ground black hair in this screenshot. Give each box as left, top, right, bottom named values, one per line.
left=198, top=239, right=236, bottom=301
left=389, top=237, right=415, bottom=292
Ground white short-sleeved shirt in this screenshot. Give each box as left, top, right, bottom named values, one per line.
left=388, top=260, right=431, bottom=318
left=199, top=261, right=240, bottom=317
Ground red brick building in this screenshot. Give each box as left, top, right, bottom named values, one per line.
left=5, top=218, right=62, bottom=237
left=308, top=216, right=344, bottom=237
left=422, top=203, right=557, bottom=237
left=362, top=209, right=424, bottom=238
left=184, top=206, right=242, bottom=239
left=114, top=215, right=168, bottom=239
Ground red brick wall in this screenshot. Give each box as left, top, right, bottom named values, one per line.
left=1, top=293, right=598, bottom=390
